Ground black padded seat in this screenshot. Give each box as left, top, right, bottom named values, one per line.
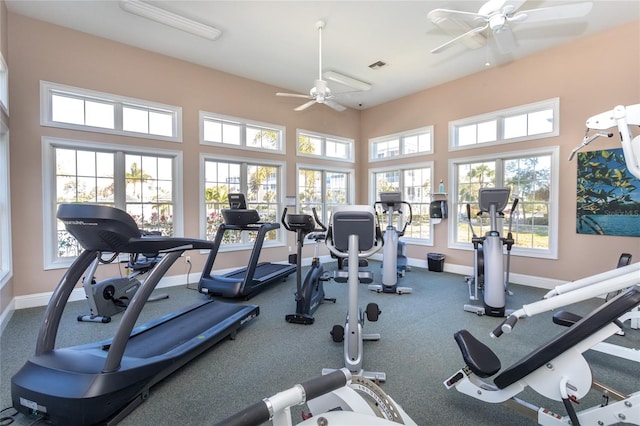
left=454, top=329, right=501, bottom=378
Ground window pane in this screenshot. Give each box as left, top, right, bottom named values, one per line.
left=52, top=94, right=84, bottom=125
left=528, top=109, right=553, bottom=135
left=457, top=124, right=476, bottom=146
left=123, top=106, right=149, bottom=133
left=326, top=139, right=348, bottom=158
left=477, top=120, right=497, bottom=143
left=204, top=120, right=222, bottom=143
left=299, top=169, right=322, bottom=211
left=404, top=167, right=431, bottom=239
left=504, top=114, right=527, bottom=139
left=85, top=100, right=114, bottom=129
left=404, top=135, right=418, bottom=154
left=223, top=122, right=241, bottom=145
left=149, top=110, right=173, bottom=136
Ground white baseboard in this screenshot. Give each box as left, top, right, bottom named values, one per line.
left=2, top=257, right=568, bottom=325
left=12, top=273, right=198, bottom=310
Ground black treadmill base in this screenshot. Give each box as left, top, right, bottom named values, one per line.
left=11, top=300, right=259, bottom=426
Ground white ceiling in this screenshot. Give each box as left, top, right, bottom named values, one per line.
left=6, top=0, right=640, bottom=110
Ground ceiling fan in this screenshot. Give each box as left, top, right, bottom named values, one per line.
left=277, top=20, right=368, bottom=112
left=428, top=0, right=593, bottom=55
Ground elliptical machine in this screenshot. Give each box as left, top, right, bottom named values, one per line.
left=369, top=192, right=413, bottom=295
left=464, top=187, right=518, bottom=317
left=281, top=207, right=336, bottom=325
left=77, top=250, right=168, bottom=323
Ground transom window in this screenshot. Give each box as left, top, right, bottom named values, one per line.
left=450, top=98, right=559, bottom=150
left=40, top=81, right=182, bottom=142
left=202, top=156, right=284, bottom=247
left=297, top=166, right=353, bottom=225
left=450, top=147, right=558, bottom=259
left=371, top=163, right=433, bottom=244
left=369, top=126, right=433, bottom=161
left=200, top=112, right=285, bottom=153
left=43, top=138, right=182, bottom=268
left=297, top=129, right=354, bottom=163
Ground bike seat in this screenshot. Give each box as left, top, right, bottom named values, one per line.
left=453, top=329, right=501, bottom=378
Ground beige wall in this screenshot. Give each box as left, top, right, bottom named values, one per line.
left=7, top=12, right=360, bottom=296
left=5, top=11, right=640, bottom=299
left=361, top=20, right=640, bottom=281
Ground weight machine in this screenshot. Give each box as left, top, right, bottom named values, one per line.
left=213, top=368, right=417, bottom=426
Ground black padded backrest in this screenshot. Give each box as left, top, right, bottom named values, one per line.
left=494, top=285, right=640, bottom=389
left=57, top=203, right=141, bottom=252
left=331, top=208, right=375, bottom=252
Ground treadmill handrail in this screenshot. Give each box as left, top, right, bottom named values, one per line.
left=103, top=250, right=183, bottom=372
left=36, top=250, right=97, bottom=355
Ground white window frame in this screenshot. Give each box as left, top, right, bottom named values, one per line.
left=40, top=81, right=183, bottom=143
left=369, top=161, right=434, bottom=246
left=448, top=146, right=559, bottom=259
left=200, top=111, right=286, bottom=154
left=449, top=98, right=559, bottom=151
left=199, top=153, right=287, bottom=251
left=296, top=162, right=355, bottom=225
left=0, top=120, right=12, bottom=288
left=296, top=129, right=354, bottom=163
left=42, top=137, right=184, bottom=269
left=0, top=52, right=8, bottom=116
left=369, top=125, right=434, bottom=162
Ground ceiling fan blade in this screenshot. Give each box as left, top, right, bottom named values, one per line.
left=428, top=8, right=484, bottom=24
left=493, top=23, right=518, bottom=54
left=323, top=71, right=371, bottom=91
left=294, top=100, right=317, bottom=111
left=324, top=99, right=347, bottom=112
left=512, top=2, right=593, bottom=24
left=431, top=23, right=488, bottom=54
left=276, top=92, right=311, bottom=99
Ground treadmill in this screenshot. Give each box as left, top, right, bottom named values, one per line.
left=11, top=204, right=259, bottom=426
left=198, top=194, right=295, bottom=299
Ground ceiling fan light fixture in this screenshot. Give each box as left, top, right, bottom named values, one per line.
left=323, top=71, right=372, bottom=91
left=119, top=0, right=221, bottom=41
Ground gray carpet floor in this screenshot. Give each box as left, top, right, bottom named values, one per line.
left=1, top=262, right=638, bottom=425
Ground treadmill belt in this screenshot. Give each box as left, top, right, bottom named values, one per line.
left=123, top=302, right=252, bottom=358
left=227, top=263, right=291, bottom=280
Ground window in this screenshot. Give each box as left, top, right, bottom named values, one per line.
left=0, top=121, right=11, bottom=287
left=297, top=130, right=354, bottom=163
left=40, top=81, right=182, bottom=142
left=0, top=53, right=8, bottom=115
left=297, top=165, right=353, bottom=225
left=369, top=126, right=433, bottom=161
left=450, top=147, right=559, bottom=259
left=370, top=163, right=433, bottom=244
left=42, top=138, right=182, bottom=268
left=202, top=155, right=285, bottom=248
left=450, top=98, right=559, bottom=150
left=200, top=111, right=285, bottom=153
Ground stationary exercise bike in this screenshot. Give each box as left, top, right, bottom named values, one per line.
left=77, top=249, right=168, bottom=323
left=464, top=187, right=518, bottom=317
left=324, top=205, right=386, bottom=381
left=281, top=207, right=336, bottom=325
left=369, top=192, right=413, bottom=295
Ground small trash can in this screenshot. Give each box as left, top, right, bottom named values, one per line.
left=427, top=253, right=445, bottom=272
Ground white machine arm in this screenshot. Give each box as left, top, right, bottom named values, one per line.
left=492, top=263, right=640, bottom=337
left=570, top=104, right=640, bottom=179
